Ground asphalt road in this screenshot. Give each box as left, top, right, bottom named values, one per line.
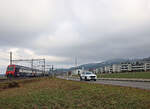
left=91, top=80, right=150, bottom=90
left=58, top=77, right=150, bottom=90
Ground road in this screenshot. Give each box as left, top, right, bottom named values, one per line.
left=58, top=77, right=150, bottom=90
left=92, top=80, right=150, bottom=90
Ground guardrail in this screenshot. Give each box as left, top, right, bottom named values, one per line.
left=61, top=76, right=150, bottom=82
left=97, top=78, right=150, bottom=82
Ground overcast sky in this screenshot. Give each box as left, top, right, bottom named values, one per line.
left=0, top=0, right=150, bottom=72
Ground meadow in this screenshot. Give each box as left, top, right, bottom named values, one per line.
left=97, top=72, right=150, bottom=79
left=0, top=78, right=150, bottom=109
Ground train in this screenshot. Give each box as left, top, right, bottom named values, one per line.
left=6, top=64, right=49, bottom=78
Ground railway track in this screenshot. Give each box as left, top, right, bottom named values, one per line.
left=0, top=77, right=34, bottom=89
left=0, top=78, right=7, bottom=82
left=0, top=77, right=35, bottom=83
left=0, top=78, right=23, bottom=83
left=0, top=76, right=51, bottom=83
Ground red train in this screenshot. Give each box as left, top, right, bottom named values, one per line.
left=6, top=64, right=48, bottom=78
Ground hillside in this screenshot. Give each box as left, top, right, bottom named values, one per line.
left=57, top=57, right=150, bottom=72
left=70, top=58, right=130, bottom=70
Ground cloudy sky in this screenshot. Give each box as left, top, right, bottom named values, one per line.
left=0, top=0, right=150, bottom=72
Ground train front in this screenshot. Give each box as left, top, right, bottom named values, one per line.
left=6, top=65, right=15, bottom=77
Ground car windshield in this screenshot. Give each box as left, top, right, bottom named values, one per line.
left=86, top=72, right=92, bottom=75
left=7, top=66, right=14, bottom=71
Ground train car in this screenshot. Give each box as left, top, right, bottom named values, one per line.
left=6, top=64, right=44, bottom=78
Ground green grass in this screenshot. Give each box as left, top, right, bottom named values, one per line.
left=97, top=72, right=150, bottom=79
left=0, top=78, right=150, bottom=109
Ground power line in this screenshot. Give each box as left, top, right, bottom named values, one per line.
left=10, top=52, right=46, bottom=74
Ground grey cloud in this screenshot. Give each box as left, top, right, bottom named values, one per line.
left=0, top=0, right=150, bottom=68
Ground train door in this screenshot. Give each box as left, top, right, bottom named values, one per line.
left=15, top=67, right=20, bottom=77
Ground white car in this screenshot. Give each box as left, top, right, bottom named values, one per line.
left=80, top=72, right=97, bottom=81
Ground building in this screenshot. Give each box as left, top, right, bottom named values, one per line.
left=104, top=66, right=109, bottom=73
left=144, top=62, right=150, bottom=71
left=121, top=63, right=132, bottom=72
left=112, top=64, right=121, bottom=73
left=71, top=69, right=84, bottom=75
left=104, top=66, right=113, bottom=73
left=131, top=62, right=144, bottom=72
left=100, top=67, right=105, bottom=74
left=71, top=67, right=87, bottom=75
left=88, top=61, right=150, bottom=75
left=94, top=68, right=99, bottom=74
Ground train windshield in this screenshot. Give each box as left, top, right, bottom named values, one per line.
left=7, top=66, right=14, bottom=71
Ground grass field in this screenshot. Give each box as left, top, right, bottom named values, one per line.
left=97, top=72, right=150, bottom=79
left=0, top=78, right=150, bottom=109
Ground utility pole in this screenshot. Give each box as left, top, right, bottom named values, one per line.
left=52, top=65, right=54, bottom=72
left=75, top=57, right=77, bottom=68
left=31, top=59, right=33, bottom=73
left=52, top=65, right=54, bottom=78
left=44, top=58, right=45, bottom=76
left=9, top=52, right=49, bottom=76
left=11, top=52, right=45, bottom=72
left=10, top=52, right=12, bottom=65
left=75, top=57, right=78, bottom=75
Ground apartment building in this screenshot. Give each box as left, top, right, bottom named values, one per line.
left=100, top=67, right=105, bottom=73
left=104, top=66, right=113, bottom=73
left=144, top=62, right=150, bottom=71
left=96, top=61, right=150, bottom=74
left=112, top=64, right=121, bottom=73
left=121, top=63, right=132, bottom=72
left=131, top=62, right=145, bottom=72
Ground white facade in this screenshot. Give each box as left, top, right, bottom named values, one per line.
left=121, top=63, right=132, bottom=72
left=131, top=64, right=144, bottom=71
left=90, top=61, right=150, bottom=74
left=144, top=62, right=150, bottom=71
left=104, top=66, right=109, bottom=73
left=71, top=69, right=85, bottom=75
left=112, top=64, right=121, bottom=73
left=104, top=66, right=112, bottom=73
left=100, top=67, right=105, bottom=73
left=94, top=69, right=99, bottom=74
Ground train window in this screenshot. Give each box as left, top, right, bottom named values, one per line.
left=7, top=66, right=14, bottom=71
left=15, top=68, right=19, bottom=72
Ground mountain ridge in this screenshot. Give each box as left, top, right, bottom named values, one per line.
left=56, top=57, right=150, bottom=72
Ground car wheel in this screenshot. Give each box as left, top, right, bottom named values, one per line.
left=94, top=79, right=96, bottom=81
